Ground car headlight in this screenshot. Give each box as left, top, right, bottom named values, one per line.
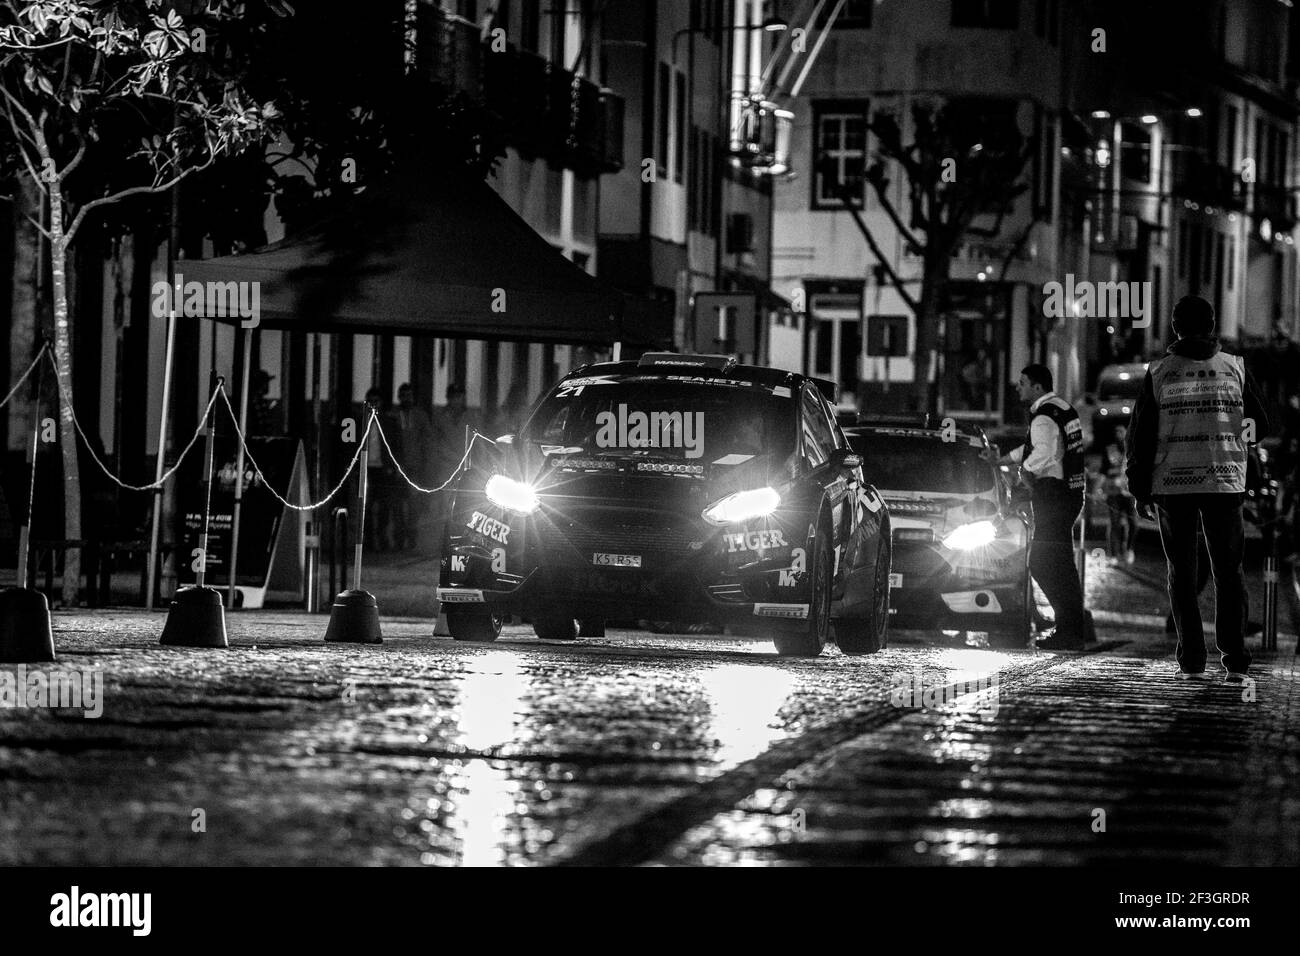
left=942, top=519, right=998, bottom=551
left=702, top=487, right=781, bottom=525
left=485, top=474, right=540, bottom=514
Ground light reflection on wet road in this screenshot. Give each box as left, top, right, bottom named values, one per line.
left=1, top=611, right=1296, bottom=866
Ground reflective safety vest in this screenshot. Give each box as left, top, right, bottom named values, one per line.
left=1150, top=350, right=1247, bottom=494
left=1023, top=398, right=1086, bottom=496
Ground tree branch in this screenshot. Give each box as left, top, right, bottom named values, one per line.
left=65, top=143, right=217, bottom=243
left=834, top=183, right=919, bottom=315
left=867, top=171, right=922, bottom=253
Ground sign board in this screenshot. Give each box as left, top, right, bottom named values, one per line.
left=693, top=292, right=758, bottom=354
left=866, top=314, right=910, bottom=357
left=179, top=436, right=307, bottom=608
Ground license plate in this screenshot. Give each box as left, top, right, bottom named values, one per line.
left=895, top=529, right=933, bottom=542
left=593, top=552, right=642, bottom=568
left=889, top=573, right=903, bottom=589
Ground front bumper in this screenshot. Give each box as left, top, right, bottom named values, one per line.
left=439, top=502, right=816, bottom=624
left=887, top=537, right=1028, bottom=630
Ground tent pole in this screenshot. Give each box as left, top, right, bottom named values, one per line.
left=146, top=308, right=178, bottom=610
left=227, top=330, right=253, bottom=609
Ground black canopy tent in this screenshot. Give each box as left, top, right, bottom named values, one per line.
left=172, top=170, right=639, bottom=607
left=182, top=171, right=628, bottom=343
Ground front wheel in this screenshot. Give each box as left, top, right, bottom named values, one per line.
left=836, top=519, right=892, bottom=655
left=533, top=616, right=578, bottom=641
left=447, top=608, right=504, bottom=642
left=773, top=519, right=832, bottom=658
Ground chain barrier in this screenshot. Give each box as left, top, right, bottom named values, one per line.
left=371, top=415, right=485, bottom=494
left=0, top=342, right=49, bottom=411
left=218, top=388, right=378, bottom=513
left=45, top=347, right=222, bottom=492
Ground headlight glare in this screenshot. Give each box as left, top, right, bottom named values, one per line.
left=703, top=487, right=781, bottom=525
left=942, top=519, right=998, bottom=551
left=485, top=474, right=540, bottom=514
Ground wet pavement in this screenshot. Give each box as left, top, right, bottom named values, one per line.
left=1, top=553, right=1297, bottom=867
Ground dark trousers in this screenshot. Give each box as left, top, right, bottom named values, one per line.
left=1030, top=481, right=1086, bottom=640
left=1107, top=494, right=1137, bottom=554
left=1154, top=493, right=1251, bottom=674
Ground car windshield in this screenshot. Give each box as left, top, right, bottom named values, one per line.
left=522, top=377, right=795, bottom=461
left=1098, top=373, right=1143, bottom=402
left=849, top=434, right=994, bottom=494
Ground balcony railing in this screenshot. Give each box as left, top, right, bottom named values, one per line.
left=1169, top=151, right=1243, bottom=209
left=413, top=5, right=482, bottom=98
left=415, top=2, right=623, bottom=176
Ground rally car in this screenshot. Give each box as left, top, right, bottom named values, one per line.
left=843, top=419, right=1033, bottom=648
left=436, top=353, right=893, bottom=657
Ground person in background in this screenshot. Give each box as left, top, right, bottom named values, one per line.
left=998, top=364, right=1090, bottom=650
left=361, top=387, right=400, bottom=553
left=494, top=382, right=531, bottom=438
left=249, top=369, right=281, bottom=436
left=1104, top=423, right=1138, bottom=564
left=1127, top=295, right=1267, bottom=682
left=393, top=383, right=433, bottom=551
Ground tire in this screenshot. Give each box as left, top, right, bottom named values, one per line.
left=447, top=608, right=504, bottom=642
left=773, top=518, right=832, bottom=658
left=836, top=518, right=892, bottom=655
left=533, top=616, right=578, bottom=641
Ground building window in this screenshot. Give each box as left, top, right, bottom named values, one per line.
left=812, top=102, right=869, bottom=209
left=688, top=125, right=700, bottom=230
left=519, top=1, right=539, bottom=52
left=1120, top=121, right=1152, bottom=183
left=657, top=62, right=670, bottom=179
left=1225, top=104, right=1238, bottom=170
left=952, top=0, right=1019, bottom=29
left=674, top=70, right=686, bottom=184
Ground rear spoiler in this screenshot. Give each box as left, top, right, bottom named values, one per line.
left=811, top=377, right=839, bottom=403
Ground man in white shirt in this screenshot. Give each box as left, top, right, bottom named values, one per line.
left=1000, top=364, right=1089, bottom=650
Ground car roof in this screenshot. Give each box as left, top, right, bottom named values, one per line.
left=563, top=357, right=830, bottom=398
left=1098, top=363, right=1150, bottom=379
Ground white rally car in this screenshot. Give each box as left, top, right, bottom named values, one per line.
left=843, top=419, right=1033, bottom=648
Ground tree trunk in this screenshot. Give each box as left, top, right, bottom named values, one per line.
left=912, top=253, right=948, bottom=413
left=47, top=187, right=82, bottom=607
left=8, top=177, right=41, bottom=453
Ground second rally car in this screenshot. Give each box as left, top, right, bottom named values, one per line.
left=843, top=418, right=1034, bottom=648
left=436, top=353, right=892, bottom=657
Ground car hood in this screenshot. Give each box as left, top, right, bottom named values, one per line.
left=488, top=440, right=796, bottom=511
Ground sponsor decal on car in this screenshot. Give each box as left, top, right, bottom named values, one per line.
left=437, top=588, right=485, bottom=603
left=467, top=511, right=511, bottom=544
left=723, top=528, right=788, bottom=553
left=889, top=573, right=903, bottom=588
left=753, top=602, right=810, bottom=620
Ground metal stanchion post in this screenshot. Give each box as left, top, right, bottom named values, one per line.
left=159, top=378, right=227, bottom=648
left=323, top=415, right=381, bottom=644
left=354, top=444, right=367, bottom=592
left=1263, top=478, right=1280, bottom=652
